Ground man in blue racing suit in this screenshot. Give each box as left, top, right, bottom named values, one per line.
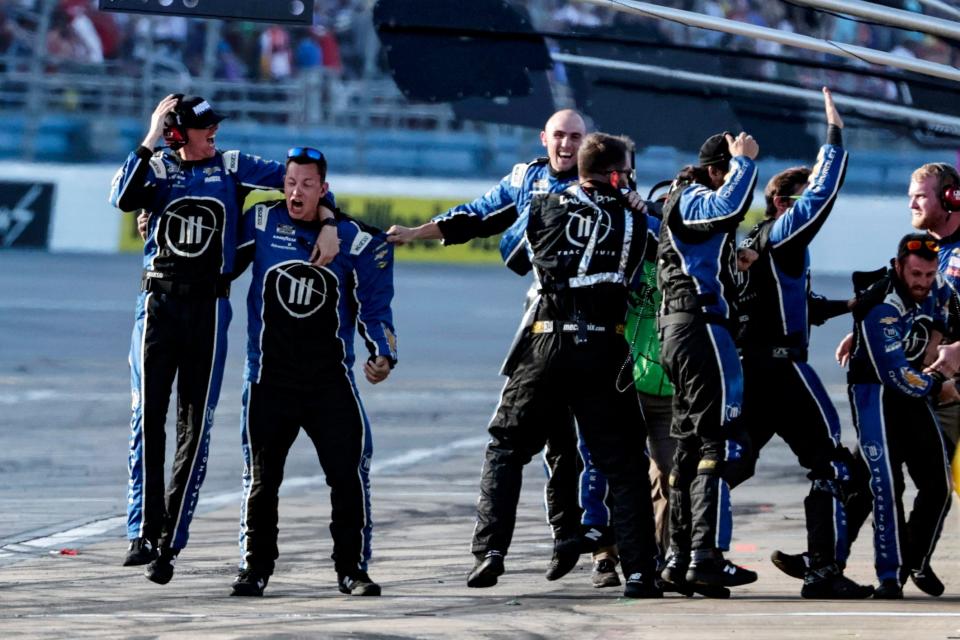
left=229, top=147, right=397, bottom=597
left=735, top=88, right=872, bottom=599
left=845, top=234, right=955, bottom=599
left=109, top=94, right=339, bottom=584
left=657, top=130, right=759, bottom=592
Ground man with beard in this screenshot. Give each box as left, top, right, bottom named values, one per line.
left=845, top=234, right=956, bottom=598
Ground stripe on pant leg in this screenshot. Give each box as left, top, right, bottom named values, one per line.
left=170, top=299, right=224, bottom=549
left=238, top=381, right=255, bottom=570
left=855, top=385, right=903, bottom=582
left=130, top=292, right=151, bottom=540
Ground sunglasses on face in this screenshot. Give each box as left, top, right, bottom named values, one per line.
left=287, top=146, right=325, bottom=162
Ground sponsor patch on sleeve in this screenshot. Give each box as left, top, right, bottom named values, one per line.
left=148, top=157, right=167, bottom=180
left=900, top=367, right=927, bottom=389
left=509, top=163, right=527, bottom=188
left=255, top=204, right=268, bottom=231
left=350, top=231, right=373, bottom=255
left=222, top=150, right=240, bottom=174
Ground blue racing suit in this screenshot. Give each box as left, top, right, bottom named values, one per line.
left=736, top=137, right=855, bottom=571
left=234, top=192, right=396, bottom=576
left=847, top=271, right=952, bottom=585
left=657, top=155, right=758, bottom=555
left=109, top=146, right=285, bottom=551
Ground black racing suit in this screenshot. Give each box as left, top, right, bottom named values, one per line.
left=735, top=133, right=855, bottom=571
left=472, top=182, right=659, bottom=581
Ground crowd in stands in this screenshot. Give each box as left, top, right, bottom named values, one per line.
left=533, top=0, right=959, bottom=99
left=0, top=0, right=955, bottom=92
left=0, top=0, right=369, bottom=79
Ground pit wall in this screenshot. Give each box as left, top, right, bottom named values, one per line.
left=0, top=161, right=914, bottom=273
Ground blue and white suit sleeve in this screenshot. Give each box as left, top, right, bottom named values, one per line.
left=432, top=172, right=519, bottom=245
left=343, top=225, right=398, bottom=365
left=768, top=145, right=848, bottom=249
left=860, top=303, right=938, bottom=397
left=109, top=146, right=162, bottom=212
left=679, top=157, right=758, bottom=230
left=227, top=151, right=286, bottom=190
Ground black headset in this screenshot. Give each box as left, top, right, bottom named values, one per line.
left=162, top=94, right=188, bottom=150
left=933, top=162, right=960, bottom=212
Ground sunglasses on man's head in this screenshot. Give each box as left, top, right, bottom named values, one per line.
left=287, top=147, right=324, bottom=162
left=905, top=239, right=939, bottom=252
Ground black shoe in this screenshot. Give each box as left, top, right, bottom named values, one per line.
left=686, top=550, right=757, bottom=587
left=910, top=567, right=945, bottom=597
left=144, top=549, right=177, bottom=585
left=122, top=538, right=158, bottom=567
left=545, top=538, right=581, bottom=581
left=660, top=549, right=689, bottom=587
left=800, top=564, right=874, bottom=599
left=467, top=551, right=505, bottom=588
left=592, top=557, right=621, bottom=588
left=660, top=549, right=731, bottom=597
left=230, top=568, right=269, bottom=597
left=770, top=550, right=808, bottom=581
left=337, top=570, right=381, bottom=596
left=622, top=572, right=664, bottom=599
left=873, top=579, right=903, bottom=599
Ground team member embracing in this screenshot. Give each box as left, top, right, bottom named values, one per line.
left=229, top=147, right=397, bottom=597
left=846, top=234, right=956, bottom=599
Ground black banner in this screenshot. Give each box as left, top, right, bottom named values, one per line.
left=98, top=0, right=314, bottom=24
left=0, top=182, right=55, bottom=249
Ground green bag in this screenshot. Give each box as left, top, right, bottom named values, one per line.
left=625, top=259, right=673, bottom=397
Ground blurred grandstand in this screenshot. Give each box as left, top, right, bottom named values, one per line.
left=0, top=0, right=958, bottom=192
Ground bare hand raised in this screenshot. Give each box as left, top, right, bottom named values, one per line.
left=142, top=94, right=179, bottom=149
left=726, top=132, right=759, bottom=160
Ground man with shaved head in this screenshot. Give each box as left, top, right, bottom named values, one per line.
left=387, top=111, right=627, bottom=587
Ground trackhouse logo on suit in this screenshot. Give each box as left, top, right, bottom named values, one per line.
left=272, top=262, right=329, bottom=318
left=160, top=198, right=224, bottom=258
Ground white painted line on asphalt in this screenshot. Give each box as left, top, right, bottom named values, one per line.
left=0, top=435, right=488, bottom=561
left=6, top=613, right=373, bottom=620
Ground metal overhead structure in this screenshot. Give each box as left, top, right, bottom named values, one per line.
left=916, top=0, right=960, bottom=22
left=785, top=0, right=960, bottom=41
left=552, top=52, right=960, bottom=132
left=576, top=0, right=960, bottom=84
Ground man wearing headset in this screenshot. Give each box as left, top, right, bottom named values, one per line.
left=907, top=163, right=960, bottom=452
left=109, top=94, right=337, bottom=584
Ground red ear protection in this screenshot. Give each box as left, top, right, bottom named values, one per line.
left=162, top=94, right=187, bottom=150
left=609, top=171, right=621, bottom=189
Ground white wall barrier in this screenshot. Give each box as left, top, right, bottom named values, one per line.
left=0, top=160, right=916, bottom=273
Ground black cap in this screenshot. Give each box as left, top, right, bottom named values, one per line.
left=176, top=95, right=226, bottom=129
left=698, top=132, right=732, bottom=167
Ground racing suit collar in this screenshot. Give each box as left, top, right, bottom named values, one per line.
left=549, top=164, right=578, bottom=181
left=936, top=226, right=960, bottom=248
left=175, top=150, right=219, bottom=168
